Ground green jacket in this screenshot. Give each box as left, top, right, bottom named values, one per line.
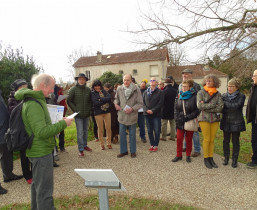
left=15, top=88, right=67, bottom=157
left=67, top=84, right=92, bottom=118
left=197, top=89, right=224, bottom=123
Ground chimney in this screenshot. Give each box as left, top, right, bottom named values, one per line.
left=97, top=51, right=102, bottom=62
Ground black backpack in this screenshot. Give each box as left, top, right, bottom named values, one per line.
left=4, top=97, right=43, bottom=152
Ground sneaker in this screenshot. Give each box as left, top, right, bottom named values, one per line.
left=84, top=146, right=92, bottom=152
left=246, top=162, right=257, bottom=169
left=0, top=185, right=7, bottom=195
left=79, top=151, right=84, bottom=157
left=26, top=178, right=32, bottom=184
left=149, top=146, right=154, bottom=151
left=152, top=146, right=158, bottom=152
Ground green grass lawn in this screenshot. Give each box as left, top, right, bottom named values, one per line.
left=1, top=195, right=198, bottom=210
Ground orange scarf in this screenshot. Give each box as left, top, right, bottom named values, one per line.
left=204, top=85, right=217, bottom=96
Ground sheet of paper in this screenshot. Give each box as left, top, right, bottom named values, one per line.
left=57, top=95, right=68, bottom=103
left=47, top=104, right=64, bottom=124
left=67, top=112, right=79, bottom=119
left=123, top=105, right=131, bottom=111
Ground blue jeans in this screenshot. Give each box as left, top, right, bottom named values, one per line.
left=145, top=115, right=161, bottom=147
left=184, top=131, right=201, bottom=153
left=75, top=117, right=89, bottom=152
left=137, top=112, right=146, bottom=140
left=119, top=123, right=136, bottom=154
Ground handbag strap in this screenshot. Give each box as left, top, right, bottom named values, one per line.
left=204, top=91, right=218, bottom=103
left=182, top=100, right=187, bottom=116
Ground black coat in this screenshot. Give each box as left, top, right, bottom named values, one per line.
left=161, top=84, right=177, bottom=119
left=143, top=87, right=164, bottom=117
left=8, top=91, right=20, bottom=113
left=91, top=89, right=111, bottom=116
left=0, top=90, right=10, bottom=144
left=220, top=91, right=246, bottom=132
left=174, top=92, right=199, bottom=130
left=246, top=85, right=257, bottom=123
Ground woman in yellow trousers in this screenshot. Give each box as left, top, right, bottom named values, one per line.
left=197, top=74, right=224, bottom=169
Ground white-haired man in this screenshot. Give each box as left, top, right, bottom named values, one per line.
left=15, top=73, right=73, bottom=210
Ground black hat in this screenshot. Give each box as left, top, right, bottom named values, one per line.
left=182, top=69, right=193, bottom=74
left=164, top=78, right=172, bottom=84
left=167, top=76, right=174, bottom=81
left=11, top=79, right=27, bottom=91
left=75, top=73, right=89, bottom=81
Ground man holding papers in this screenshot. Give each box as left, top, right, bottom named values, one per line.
left=114, top=74, right=143, bottom=158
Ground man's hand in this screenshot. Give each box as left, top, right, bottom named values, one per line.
left=63, top=117, right=73, bottom=126
left=115, top=104, right=121, bottom=111
left=146, top=110, right=153, bottom=114
left=125, top=107, right=133, bottom=114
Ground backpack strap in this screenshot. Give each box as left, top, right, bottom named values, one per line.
left=204, top=92, right=218, bottom=103
left=24, top=97, right=43, bottom=108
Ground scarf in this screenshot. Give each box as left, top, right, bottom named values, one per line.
left=179, top=90, right=193, bottom=100
left=227, top=90, right=239, bottom=101
left=147, top=86, right=157, bottom=97
left=204, top=85, right=217, bottom=96
left=123, top=83, right=133, bottom=100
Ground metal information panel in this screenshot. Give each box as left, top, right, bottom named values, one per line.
left=75, top=169, right=126, bottom=210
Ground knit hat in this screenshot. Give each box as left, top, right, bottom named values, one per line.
left=11, top=79, right=27, bottom=91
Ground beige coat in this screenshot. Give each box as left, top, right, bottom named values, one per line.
left=114, top=84, right=143, bottom=125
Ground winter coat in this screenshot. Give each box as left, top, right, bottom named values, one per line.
left=8, top=91, right=21, bottom=113
left=174, top=91, right=199, bottom=130
left=246, top=85, right=257, bottom=124
left=0, top=90, right=10, bottom=145
left=15, top=88, right=67, bottom=158
left=91, top=89, right=111, bottom=116
left=161, top=84, right=177, bottom=119
left=197, top=89, right=224, bottom=123
left=143, top=87, right=164, bottom=117
left=114, top=84, right=143, bottom=125
left=220, top=91, right=246, bottom=132
left=67, top=84, right=92, bottom=118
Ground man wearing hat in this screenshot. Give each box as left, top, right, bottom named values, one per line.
left=178, top=69, right=202, bottom=157
left=167, top=75, right=179, bottom=90
left=160, top=78, right=177, bottom=141
left=67, top=73, right=92, bottom=157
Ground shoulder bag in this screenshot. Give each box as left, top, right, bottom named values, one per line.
left=182, top=100, right=198, bottom=131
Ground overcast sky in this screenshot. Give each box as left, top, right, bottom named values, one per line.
left=0, top=0, right=151, bottom=82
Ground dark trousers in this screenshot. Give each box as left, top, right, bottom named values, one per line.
left=251, top=119, right=257, bottom=164
left=223, top=131, right=240, bottom=159
left=0, top=143, right=13, bottom=180
left=29, top=153, right=55, bottom=210
left=92, top=115, right=98, bottom=139
left=20, top=150, right=32, bottom=180
left=137, top=112, right=146, bottom=140
left=58, top=130, right=65, bottom=150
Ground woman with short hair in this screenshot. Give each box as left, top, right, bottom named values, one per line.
left=197, top=74, right=224, bottom=169
left=91, top=80, right=112, bottom=150
left=172, top=79, right=199, bottom=163
left=220, top=78, right=246, bottom=168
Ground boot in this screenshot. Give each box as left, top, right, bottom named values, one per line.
left=231, top=157, right=238, bottom=168
left=209, top=157, right=218, bottom=168
left=204, top=158, right=213, bottom=169
left=223, top=156, right=229, bottom=165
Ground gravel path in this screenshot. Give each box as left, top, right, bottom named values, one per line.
left=1, top=131, right=257, bottom=209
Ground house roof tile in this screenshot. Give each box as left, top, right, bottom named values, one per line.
left=167, top=64, right=227, bottom=82
left=73, top=48, right=169, bottom=68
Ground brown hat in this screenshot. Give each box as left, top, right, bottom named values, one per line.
left=182, top=69, right=193, bottom=74
left=164, top=78, right=172, bottom=84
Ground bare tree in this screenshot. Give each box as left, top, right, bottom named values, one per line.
left=66, top=46, right=94, bottom=79
left=131, top=0, right=257, bottom=61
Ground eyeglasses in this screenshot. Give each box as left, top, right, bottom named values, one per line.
left=150, top=80, right=156, bottom=82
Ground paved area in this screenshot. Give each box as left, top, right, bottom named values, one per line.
left=1, top=132, right=257, bottom=209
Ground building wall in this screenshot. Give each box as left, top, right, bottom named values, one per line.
left=75, top=59, right=169, bottom=86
